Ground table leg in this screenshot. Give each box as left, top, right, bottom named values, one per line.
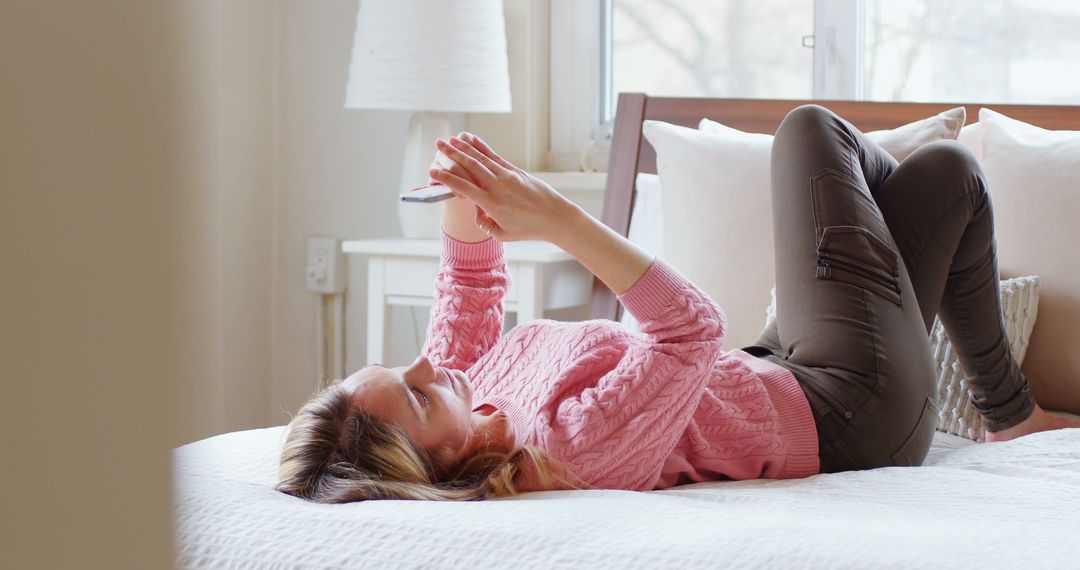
left=515, top=262, right=544, bottom=323
left=366, top=257, right=391, bottom=365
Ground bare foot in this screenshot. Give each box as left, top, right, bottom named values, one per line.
left=1045, top=409, right=1080, bottom=429
left=983, top=404, right=1080, bottom=443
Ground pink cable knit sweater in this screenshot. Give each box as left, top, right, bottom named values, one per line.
left=422, top=233, right=820, bottom=491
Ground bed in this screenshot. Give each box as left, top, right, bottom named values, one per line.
left=174, top=96, right=1080, bottom=569
left=175, top=426, right=1079, bottom=568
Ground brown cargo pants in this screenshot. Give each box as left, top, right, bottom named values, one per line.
left=741, top=104, right=1037, bottom=473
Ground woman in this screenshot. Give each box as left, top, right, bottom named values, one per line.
left=278, top=105, right=1077, bottom=503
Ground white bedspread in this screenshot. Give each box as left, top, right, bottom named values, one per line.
left=174, top=427, right=1080, bottom=569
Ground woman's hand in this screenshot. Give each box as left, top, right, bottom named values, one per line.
left=425, top=134, right=488, bottom=243
left=432, top=133, right=655, bottom=295
left=429, top=134, right=578, bottom=243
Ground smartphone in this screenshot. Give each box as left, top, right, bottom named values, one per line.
left=400, top=184, right=456, bottom=203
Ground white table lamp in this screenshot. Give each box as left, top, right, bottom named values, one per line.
left=345, top=0, right=512, bottom=238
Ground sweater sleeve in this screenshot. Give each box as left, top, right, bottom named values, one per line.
left=559, top=258, right=727, bottom=490
left=420, top=232, right=509, bottom=371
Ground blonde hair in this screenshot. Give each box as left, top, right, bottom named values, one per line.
left=276, top=382, right=590, bottom=502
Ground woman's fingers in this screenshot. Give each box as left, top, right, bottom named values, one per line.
left=437, top=139, right=496, bottom=185
left=429, top=168, right=494, bottom=210
left=429, top=144, right=474, bottom=182
left=448, top=136, right=507, bottom=177
left=473, top=206, right=497, bottom=230
left=442, top=158, right=472, bottom=183
left=428, top=159, right=471, bottom=186
left=474, top=207, right=506, bottom=241
left=463, top=133, right=517, bottom=171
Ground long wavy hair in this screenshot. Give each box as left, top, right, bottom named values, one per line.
left=276, top=381, right=590, bottom=502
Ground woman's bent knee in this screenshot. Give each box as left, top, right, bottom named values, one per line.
left=778, top=104, right=838, bottom=134
left=774, top=105, right=847, bottom=153
left=911, top=139, right=981, bottom=173
left=905, top=140, right=989, bottom=199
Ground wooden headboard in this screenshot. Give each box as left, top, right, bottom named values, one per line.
left=590, top=93, right=1080, bottom=413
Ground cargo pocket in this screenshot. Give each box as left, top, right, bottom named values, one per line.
left=816, top=225, right=902, bottom=305
left=810, top=167, right=903, bottom=305
left=891, top=397, right=940, bottom=467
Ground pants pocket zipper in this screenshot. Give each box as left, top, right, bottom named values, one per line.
left=817, top=258, right=901, bottom=295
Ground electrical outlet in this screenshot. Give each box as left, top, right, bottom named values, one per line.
left=306, top=236, right=345, bottom=293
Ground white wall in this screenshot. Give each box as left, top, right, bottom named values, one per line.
left=271, top=0, right=551, bottom=422
left=467, top=0, right=551, bottom=170
left=273, top=0, right=410, bottom=421
left=168, top=0, right=277, bottom=444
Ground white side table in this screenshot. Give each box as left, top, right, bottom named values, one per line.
left=342, top=238, right=593, bottom=365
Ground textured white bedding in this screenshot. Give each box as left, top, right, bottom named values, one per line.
left=174, top=427, right=1080, bottom=569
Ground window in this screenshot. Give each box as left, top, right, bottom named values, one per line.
left=549, top=0, right=1080, bottom=170
left=611, top=0, right=814, bottom=104
left=861, top=0, right=1080, bottom=104
left=609, top=0, right=1080, bottom=112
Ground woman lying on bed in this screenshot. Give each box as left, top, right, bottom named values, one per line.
left=278, top=106, right=1079, bottom=503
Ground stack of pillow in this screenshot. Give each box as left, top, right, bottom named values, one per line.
left=623, top=105, right=1080, bottom=441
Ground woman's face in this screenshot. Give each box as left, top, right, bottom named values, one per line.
left=340, top=356, right=513, bottom=465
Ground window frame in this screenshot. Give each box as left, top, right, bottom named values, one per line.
left=548, top=0, right=608, bottom=172
left=548, top=0, right=862, bottom=170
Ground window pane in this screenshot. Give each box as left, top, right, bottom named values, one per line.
left=611, top=0, right=813, bottom=110
left=863, top=0, right=1080, bottom=104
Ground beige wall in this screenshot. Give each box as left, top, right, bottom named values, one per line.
left=1, top=1, right=191, bottom=567
left=110, top=0, right=549, bottom=443
left=179, top=0, right=445, bottom=440
left=0, top=1, right=546, bottom=565
left=218, top=0, right=276, bottom=436
left=7, top=0, right=552, bottom=453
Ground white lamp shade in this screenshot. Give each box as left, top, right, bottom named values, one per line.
left=345, top=0, right=512, bottom=113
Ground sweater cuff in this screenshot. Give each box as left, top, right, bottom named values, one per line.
left=441, top=231, right=504, bottom=269
left=616, top=258, right=683, bottom=323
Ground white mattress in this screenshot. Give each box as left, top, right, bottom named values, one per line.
left=174, top=427, right=1080, bottom=569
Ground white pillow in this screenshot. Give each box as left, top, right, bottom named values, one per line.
left=699, top=106, right=966, bottom=158
left=643, top=108, right=966, bottom=349
left=762, top=276, right=1039, bottom=442
left=974, top=108, right=1080, bottom=413
left=860, top=106, right=967, bottom=162
left=956, top=122, right=983, bottom=159
left=620, top=173, right=664, bottom=333
left=643, top=120, right=773, bottom=347
left=933, top=276, right=1040, bottom=441
left=624, top=173, right=665, bottom=258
